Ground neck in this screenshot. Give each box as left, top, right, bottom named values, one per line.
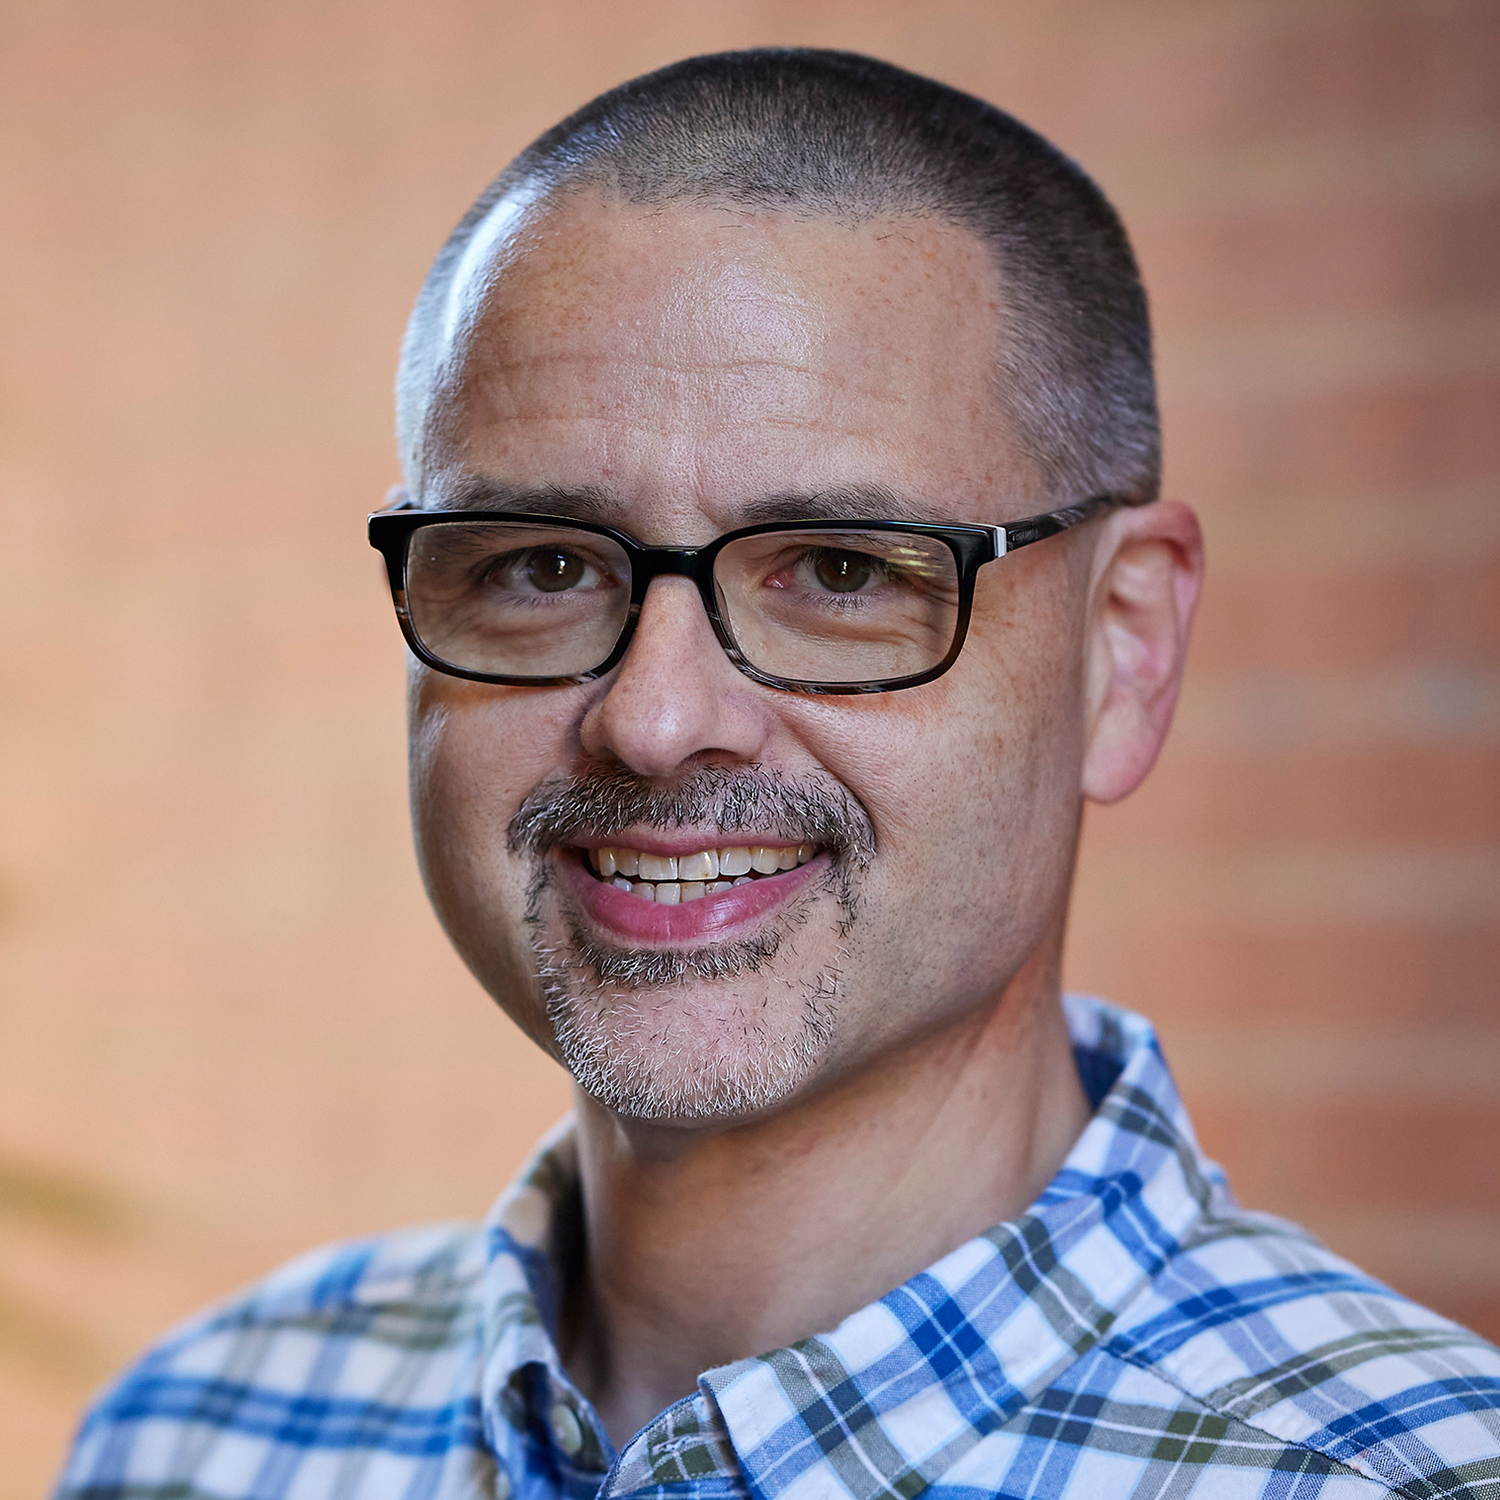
left=559, top=951, right=1091, bottom=1448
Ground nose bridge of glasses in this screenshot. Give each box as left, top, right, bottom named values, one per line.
left=616, top=557, right=743, bottom=685
left=620, top=544, right=745, bottom=677
left=627, top=543, right=726, bottom=632
left=630, top=541, right=713, bottom=587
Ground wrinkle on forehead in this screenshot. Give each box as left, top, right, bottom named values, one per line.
left=447, top=203, right=837, bottom=408
left=419, top=188, right=1036, bottom=516
left=440, top=189, right=987, bottom=371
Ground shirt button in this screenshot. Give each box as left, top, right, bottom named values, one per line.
left=549, top=1402, right=584, bottom=1457
left=493, top=1465, right=512, bottom=1500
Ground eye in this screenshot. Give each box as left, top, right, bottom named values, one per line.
left=485, top=546, right=608, bottom=595
left=525, top=548, right=588, bottom=592
left=798, top=548, right=881, bottom=594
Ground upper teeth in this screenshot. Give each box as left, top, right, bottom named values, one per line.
left=588, top=842, right=817, bottom=902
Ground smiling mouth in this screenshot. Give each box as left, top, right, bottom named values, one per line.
left=583, top=842, right=820, bottom=904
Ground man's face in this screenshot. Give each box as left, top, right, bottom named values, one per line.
left=409, top=191, right=1094, bottom=1126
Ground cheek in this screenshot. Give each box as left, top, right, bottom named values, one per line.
left=785, top=633, right=1085, bottom=1000
left=407, top=671, right=583, bottom=920
left=792, top=647, right=1078, bottom=860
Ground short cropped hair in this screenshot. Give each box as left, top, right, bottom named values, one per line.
left=398, top=48, right=1159, bottom=507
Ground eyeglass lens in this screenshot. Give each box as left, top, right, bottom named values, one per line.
left=402, top=520, right=963, bottom=685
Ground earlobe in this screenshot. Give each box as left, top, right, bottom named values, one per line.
left=1080, top=500, right=1204, bottom=805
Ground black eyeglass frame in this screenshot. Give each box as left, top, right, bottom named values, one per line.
left=367, top=494, right=1124, bottom=696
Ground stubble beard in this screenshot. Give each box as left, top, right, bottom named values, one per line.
left=509, top=765, right=873, bottom=1124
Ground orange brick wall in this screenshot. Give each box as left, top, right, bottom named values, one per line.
left=1, top=2, right=1495, bottom=1493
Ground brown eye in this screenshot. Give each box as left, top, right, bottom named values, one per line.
left=812, top=550, right=876, bottom=592
left=526, top=549, right=586, bottom=592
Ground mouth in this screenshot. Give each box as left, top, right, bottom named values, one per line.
left=583, top=841, right=819, bottom=904
left=559, top=837, right=827, bottom=946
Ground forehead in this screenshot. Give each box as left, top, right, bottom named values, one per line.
left=427, top=190, right=1033, bottom=532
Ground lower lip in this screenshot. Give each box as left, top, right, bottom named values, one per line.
left=561, top=852, right=826, bottom=945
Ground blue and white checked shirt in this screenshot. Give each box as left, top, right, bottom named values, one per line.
left=55, top=996, right=1500, bottom=1499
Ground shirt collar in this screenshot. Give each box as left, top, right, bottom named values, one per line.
left=476, top=996, right=1222, bottom=1499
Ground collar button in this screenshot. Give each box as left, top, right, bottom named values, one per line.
left=549, top=1401, right=584, bottom=1457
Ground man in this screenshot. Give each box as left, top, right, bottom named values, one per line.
left=55, top=48, right=1500, bottom=1500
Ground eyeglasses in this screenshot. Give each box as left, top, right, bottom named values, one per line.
left=368, top=495, right=1122, bottom=696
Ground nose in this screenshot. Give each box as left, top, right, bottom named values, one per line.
left=578, top=576, right=774, bottom=778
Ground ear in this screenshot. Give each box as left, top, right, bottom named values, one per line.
left=1080, top=500, right=1204, bottom=805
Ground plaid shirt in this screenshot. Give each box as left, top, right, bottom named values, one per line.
left=55, top=996, right=1500, bottom=1500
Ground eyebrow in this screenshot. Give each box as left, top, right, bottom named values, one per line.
left=737, top=485, right=958, bottom=526
left=442, top=480, right=617, bottom=521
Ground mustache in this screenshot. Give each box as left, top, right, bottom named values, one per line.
left=506, top=763, right=876, bottom=870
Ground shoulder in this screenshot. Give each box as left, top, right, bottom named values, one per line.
left=52, top=1220, right=489, bottom=1498
left=1103, top=1205, right=1500, bottom=1498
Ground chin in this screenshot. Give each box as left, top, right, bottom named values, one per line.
left=516, top=848, right=856, bottom=1124
left=536, top=940, right=845, bottom=1125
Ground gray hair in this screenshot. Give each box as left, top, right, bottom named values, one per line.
left=397, top=48, right=1159, bottom=508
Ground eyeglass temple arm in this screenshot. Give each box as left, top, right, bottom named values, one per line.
left=992, top=494, right=1125, bottom=557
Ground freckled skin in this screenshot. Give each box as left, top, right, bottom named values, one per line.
left=404, top=189, right=1203, bottom=1441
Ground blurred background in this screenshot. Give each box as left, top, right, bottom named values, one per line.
left=1, top=0, right=1496, bottom=1491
